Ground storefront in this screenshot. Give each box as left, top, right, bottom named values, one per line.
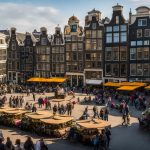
left=84, top=69, right=103, bottom=85
left=66, top=72, right=84, bottom=87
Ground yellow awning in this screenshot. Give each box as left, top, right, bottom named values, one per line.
left=27, top=77, right=67, bottom=83
left=103, top=82, right=121, bottom=87
left=117, top=86, right=141, bottom=91
left=104, top=82, right=146, bottom=87
left=27, top=78, right=47, bottom=82
left=145, top=85, right=150, bottom=90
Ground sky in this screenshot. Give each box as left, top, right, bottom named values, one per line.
left=0, top=0, right=149, bottom=34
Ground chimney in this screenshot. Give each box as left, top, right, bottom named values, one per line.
left=129, top=8, right=132, bottom=24
left=40, top=27, right=47, bottom=35
left=10, top=27, right=16, bottom=36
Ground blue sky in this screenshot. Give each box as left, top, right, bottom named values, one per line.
left=0, top=0, right=149, bottom=33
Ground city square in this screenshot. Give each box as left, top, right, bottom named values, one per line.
left=0, top=0, right=150, bottom=149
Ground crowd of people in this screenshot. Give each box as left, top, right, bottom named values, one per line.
left=0, top=135, right=48, bottom=150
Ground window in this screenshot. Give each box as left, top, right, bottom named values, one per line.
left=85, top=39, right=91, bottom=50
left=120, top=64, right=127, bottom=77
left=137, top=29, right=142, bottom=38
left=106, top=33, right=112, bottom=43
left=91, top=39, right=97, bottom=50
left=92, top=31, right=96, bottom=38
left=66, top=44, right=71, bottom=51
left=86, top=30, right=91, bottom=38
left=113, top=33, right=119, bottom=43
left=120, top=47, right=127, bottom=61
left=130, top=48, right=136, bottom=60
left=113, top=47, right=119, bottom=61
left=92, top=23, right=96, bottom=29
left=86, top=54, right=91, bottom=60
left=137, top=48, right=143, bottom=60
left=11, top=42, right=16, bottom=50
left=137, top=64, right=143, bottom=76
left=97, top=39, right=102, bottom=50
left=105, top=47, right=112, bottom=61
left=121, top=32, right=127, bottom=42
left=105, top=64, right=111, bottom=76
left=144, top=29, right=150, bottom=37
left=138, top=19, right=147, bottom=26
left=113, top=26, right=119, bottom=32
left=137, top=41, right=142, bottom=46
left=72, top=35, right=77, bottom=41
left=72, top=43, right=77, bottom=51
left=112, top=64, right=119, bottom=76
left=78, top=43, right=83, bottom=50
left=72, top=52, right=77, bottom=61
left=97, top=30, right=102, bottom=38
left=78, top=52, right=83, bottom=61
left=71, top=25, right=77, bottom=32
left=106, top=26, right=112, bottom=32
left=120, top=25, right=127, bottom=31
left=130, top=64, right=136, bottom=76
left=116, top=16, right=119, bottom=24
left=144, top=40, right=149, bottom=45
left=143, top=64, right=149, bottom=76
left=56, top=38, right=61, bottom=44
left=41, top=37, right=47, bottom=45
left=143, top=48, right=149, bottom=59
left=131, top=41, right=136, bottom=46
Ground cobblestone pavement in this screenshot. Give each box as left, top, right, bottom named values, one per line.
left=1, top=93, right=150, bottom=150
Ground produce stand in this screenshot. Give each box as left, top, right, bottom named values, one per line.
left=0, top=108, right=29, bottom=127
left=40, top=115, right=74, bottom=138
left=76, top=119, right=111, bottom=145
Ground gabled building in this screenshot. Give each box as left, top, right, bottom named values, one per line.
left=7, top=27, right=25, bottom=83
left=20, top=32, right=37, bottom=82
left=104, top=4, right=128, bottom=82
left=84, top=9, right=104, bottom=85
left=51, top=25, right=65, bottom=77
left=129, top=6, right=150, bottom=81
left=64, top=16, right=84, bottom=87
left=0, top=33, right=7, bottom=83
left=35, top=27, right=51, bottom=78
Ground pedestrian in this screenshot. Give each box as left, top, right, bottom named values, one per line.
left=32, top=93, right=36, bottom=101
left=93, top=133, right=100, bottom=150
left=104, top=107, right=109, bottom=121
left=14, top=139, right=23, bottom=150
left=53, top=104, right=58, bottom=115
left=105, top=128, right=111, bottom=148
left=32, top=104, right=37, bottom=112
left=0, top=137, right=5, bottom=150
left=24, top=136, right=35, bottom=150
left=5, top=137, right=14, bottom=150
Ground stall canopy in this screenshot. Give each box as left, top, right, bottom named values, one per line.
left=103, top=82, right=121, bottom=87
left=104, top=82, right=146, bottom=87
left=27, top=77, right=67, bottom=83
left=144, top=85, right=150, bottom=90
left=76, top=119, right=111, bottom=129
left=117, top=85, right=141, bottom=91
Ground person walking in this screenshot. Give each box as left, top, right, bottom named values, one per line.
left=105, top=128, right=111, bottom=148
left=5, top=137, right=14, bottom=150
left=14, top=139, right=23, bottom=150
left=0, top=137, right=5, bottom=150
left=24, top=136, right=35, bottom=150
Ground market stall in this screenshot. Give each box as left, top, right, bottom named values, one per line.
left=40, top=115, right=74, bottom=138
left=75, top=119, right=111, bottom=145
left=22, top=111, right=53, bottom=134
left=0, top=108, right=29, bottom=127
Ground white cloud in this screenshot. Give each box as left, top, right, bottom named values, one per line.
left=129, top=0, right=150, bottom=5
left=0, top=3, right=65, bottom=34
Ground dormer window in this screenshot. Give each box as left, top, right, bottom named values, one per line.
left=138, top=19, right=147, bottom=26
left=92, top=23, right=96, bottom=29
left=71, top=25, right=77, bottom=32
left=116, top=16, right=119, bottom=24
left=11, top=42, right=16, bottom=50
left=41, top=37, right=47, bottom=45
